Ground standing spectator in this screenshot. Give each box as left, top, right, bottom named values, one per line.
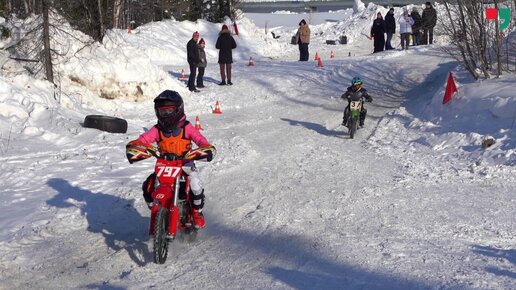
left=411, top=7, right=423, bottom=46
left=187, top=31, right=200, bottom=92
left=399, top=10, right=414, bottom=50
left=371, top=12, right=386, bottom=53
left=421, top=1, right=437, bottom=45
left=296, top=19, right=311, bottom=61
left=215, top=24, right=237, bottom=86
left=197, top=38, right=207, bottom=88
left=384, top=8, right=396, bottom=50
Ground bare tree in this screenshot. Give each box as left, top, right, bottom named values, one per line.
left=112, top=0, right=124, bottom=29
left=41, top=0, right=53, bottom=83
left=440, top=0, right=515, bottom=79
left=23, top=0, right=30, bottom=15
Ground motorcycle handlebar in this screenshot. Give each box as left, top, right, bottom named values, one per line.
left=146, top=146, right=211, bottom=162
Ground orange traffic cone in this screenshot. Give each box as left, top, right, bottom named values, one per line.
left=195, top=116, right=204, bottom=130
left=314, top=52, right=320, bottom=61
left=330, top=51, right=335, bottom=58
left=247, top=57, right=255, bottom=66
left=213, top=100, right=222, bottom=114
left=180, top=69, right=187, bottom=80
left=317, top=58, right=324, bottom=67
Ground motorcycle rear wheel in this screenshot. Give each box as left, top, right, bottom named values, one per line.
left=153, top=207, right=170, bottom=264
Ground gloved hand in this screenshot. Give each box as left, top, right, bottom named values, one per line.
left=126, top=140, right=155, bottom=163
left=204, top=145, right=215, bottom=162
left=185, top=145, right=217, bottom=162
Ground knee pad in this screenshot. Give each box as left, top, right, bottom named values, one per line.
left=192, top=189, right=205, bottom=210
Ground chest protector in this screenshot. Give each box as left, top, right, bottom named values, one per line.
left=157, top=125, right=192, bottom=157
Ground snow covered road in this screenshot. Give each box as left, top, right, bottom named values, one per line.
left=1, top=47, right=515, bottom=289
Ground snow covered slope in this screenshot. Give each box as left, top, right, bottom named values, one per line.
left=0, top=3, right=515, bottom=290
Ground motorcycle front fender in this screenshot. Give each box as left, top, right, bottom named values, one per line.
left=350, top=109, right=361, bottom=119
left=153, top=186, right=173, bottom=209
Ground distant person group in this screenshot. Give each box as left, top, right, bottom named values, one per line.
left=370, top=1, right=437, bottom=53
left=186, top=24, right=237, bottom=92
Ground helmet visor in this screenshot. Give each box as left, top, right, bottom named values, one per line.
left=157, top=105, right=178, bottom=118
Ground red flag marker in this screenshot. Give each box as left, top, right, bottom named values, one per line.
left=443, top=72, right=458, bottom=104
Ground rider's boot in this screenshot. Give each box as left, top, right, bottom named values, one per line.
left=191, top=189, right=205, bottom=228
left=192, top=209, right=206, bottom=229
left=359, top=109, right=367, bottom=127
left=343, top=107, right=350, bottom=127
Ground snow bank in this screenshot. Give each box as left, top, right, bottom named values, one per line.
left=353, top=0, right=366, bottom=13
left=373, top=72, right=516, bottom=166
left=0, top=14, right=288, bottom=139
left=0, top=74, right=56, bottom=139
left=103, top=17, right=284, bottom=66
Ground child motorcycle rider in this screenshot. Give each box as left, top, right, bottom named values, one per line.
left=341, top=77, right=373, bottom=127
left=126, top=90, right=216, bottom=229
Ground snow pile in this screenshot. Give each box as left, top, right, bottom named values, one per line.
left=417, top=74, right=516, bottom=165
left=50, top=18, right=187, bottom=104
left=1, top=13, right=187, bottom=118
left=0, top=74, right=57, bottom=140
left=369, top=71, right=516, bottom=166
left=353, top=0, right=366, bottom=13
left=0, top=14, right=288, bottom=140
left=103, top=18, right=284, bottom=66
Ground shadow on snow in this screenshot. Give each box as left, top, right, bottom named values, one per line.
left=205, top=221, right=446, bottom=290
left=46, top=178, right=150, bottom=267
left=281, top=117, right=346, bottom=137
left=472, top=245, right=516, bottom=279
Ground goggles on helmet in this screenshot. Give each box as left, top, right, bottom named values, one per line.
left=157, top=105, right=178, bottom=118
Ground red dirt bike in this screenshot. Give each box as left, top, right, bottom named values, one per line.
left=126, top=142, right=215, bottom=264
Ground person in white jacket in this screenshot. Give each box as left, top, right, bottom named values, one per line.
left=399, top=10, right=414, bottom=50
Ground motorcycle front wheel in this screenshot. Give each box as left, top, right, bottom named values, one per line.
left=153, top=207, right=170, bottom=264
left=349, top=117, right=358, bottom=139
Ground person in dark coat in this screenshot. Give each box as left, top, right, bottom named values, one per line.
left=296, top=19, right=311, bottom=61
left=371, top=12, right=386, bottom=53
left=384, top=8, right=396, bottom=50
left=421, top=1, right=437, bottom=45
left=411, top=7, right=423, bottom=46
left=197, top=38, right=207, bottom=88
left=215, top=24, right=237, bottom=86
left=187, top=31, right=200, bottom=92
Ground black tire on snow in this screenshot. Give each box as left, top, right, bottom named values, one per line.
left=153, top=208, right=170, bottom=264
left=83, top=115, right=128, bottom=133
